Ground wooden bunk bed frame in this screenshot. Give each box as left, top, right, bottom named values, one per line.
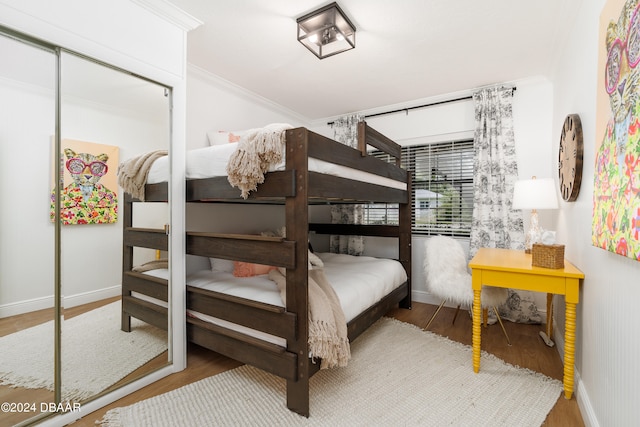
left=121, top=123, right=412, bottom=417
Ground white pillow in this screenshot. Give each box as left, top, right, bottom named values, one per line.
left=209, top=257, right=235, bottom=273
left=207, top=129, right=248, bottom=146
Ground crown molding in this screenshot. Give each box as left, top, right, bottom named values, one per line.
left=131, top=0, right=202, bottom=32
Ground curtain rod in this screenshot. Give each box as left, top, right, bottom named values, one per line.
left=327, top=86, right=516, bottom=126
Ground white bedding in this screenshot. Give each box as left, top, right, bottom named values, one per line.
left=146, top=142, right=406, bottom=190
left=137, top=252, right=407, bottom=347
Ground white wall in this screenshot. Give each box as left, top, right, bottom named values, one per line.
left=0, top=62, right=56, bottom=311
left=552, top=1, right=640, bottom=425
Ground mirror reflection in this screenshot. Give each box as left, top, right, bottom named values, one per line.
left=59, top=52, right=171, bottom=403
left=0, top=32, right=172, bottom=426
left=0, top=32, right=57, bottom=426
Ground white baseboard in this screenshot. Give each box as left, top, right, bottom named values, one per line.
left=411, top=290, right=442, bottom=306
left=63, top=285, right=121, bottom=308
left=0, top=286, right=121, bottom=318
left=0, top=295, right=54, bottom=318
left=575, top=369, right=598, bottom=427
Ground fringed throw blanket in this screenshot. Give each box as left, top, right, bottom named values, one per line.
left=268, top=254, right=351, bottom=369
left=117, top=150, right=168, bottom=201
left=226, top=123, right=292, bottom=199
left=132, top=258, right=168, bottom=273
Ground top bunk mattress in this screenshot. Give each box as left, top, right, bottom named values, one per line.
left=146, top=142, right=406, bottom=190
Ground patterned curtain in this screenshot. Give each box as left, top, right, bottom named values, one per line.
left=330, top=114, right=365, bottom=255
left=469, top=87, right=524, bottom=255
left=469, top=87, right=542, bottom=325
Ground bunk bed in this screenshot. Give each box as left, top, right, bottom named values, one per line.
left=120, top=123, right=412, bottom=417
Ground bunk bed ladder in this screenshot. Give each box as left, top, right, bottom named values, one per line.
left=284, top=127, right=311, bottom=417
left=121, top=193, right=169, bottom=332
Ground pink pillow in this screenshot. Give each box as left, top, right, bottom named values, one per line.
left=207, top=130, right=247, bottom=146
left=233, top=261, right=276, bottom=277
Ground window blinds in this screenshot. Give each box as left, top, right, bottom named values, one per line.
left=366, top=139, right=474, bottom=237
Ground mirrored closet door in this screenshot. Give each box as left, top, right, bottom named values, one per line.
left=59, top=51, right=172, bottom=406
left=0, top=29, right=172, bottom=426
left=0, top=31, right=57, bottom=427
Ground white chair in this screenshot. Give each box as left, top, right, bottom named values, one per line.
left=423, top=235, right=510, bottom=345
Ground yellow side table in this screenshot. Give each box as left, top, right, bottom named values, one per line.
left=469, top=247, right=584, bottom=399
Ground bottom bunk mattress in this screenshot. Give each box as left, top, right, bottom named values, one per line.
left=138, top=252, right=407, bottom=347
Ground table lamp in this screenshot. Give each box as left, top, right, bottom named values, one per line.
left=512, top=176, right=559, bottom=253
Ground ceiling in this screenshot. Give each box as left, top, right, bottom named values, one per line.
left=169, top=0, right=582, bottom=122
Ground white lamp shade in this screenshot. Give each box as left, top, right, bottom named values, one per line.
left=512, top=178, right=559, bottom=210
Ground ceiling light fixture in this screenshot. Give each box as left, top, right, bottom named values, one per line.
left=297, top=2, right=356, bottom=59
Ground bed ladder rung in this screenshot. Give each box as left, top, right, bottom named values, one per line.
left=124, top=227, right=169, bottom=251
left=187, top=316, right=285, bottom=354
left=187, top=231, right=284, bottom=242
left=188, top=285, right=284, bottom=313
left=187, top=316, right=298, bottom=382
left=122, top=295, right=168, bottom=331
left=123, top=271, right=168, bottom=302
left=187, top=285, right=297, bottom=342
left=186, top=232, right=295, bottom=269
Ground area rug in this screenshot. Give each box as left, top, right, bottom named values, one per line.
left=99, top=317, right=562, bottom=426
left=0, top=301, right=167, bottom=401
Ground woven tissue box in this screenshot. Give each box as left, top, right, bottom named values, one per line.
left=532, top=243, right=565, bottom=269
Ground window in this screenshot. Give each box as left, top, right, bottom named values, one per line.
left=365, top=139, right=474, bottom=237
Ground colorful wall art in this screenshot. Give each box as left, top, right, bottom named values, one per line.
left=594, top=0, right=640, bottom=260
left=50, top=139, right=119, bottom=225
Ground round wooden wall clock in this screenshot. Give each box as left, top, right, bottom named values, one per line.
left=558, top=114, right=584, bottom=202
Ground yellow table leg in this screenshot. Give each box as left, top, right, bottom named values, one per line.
left=563, top=302, right=576, bottom=399
left=472, top=289, right=482, bottom=373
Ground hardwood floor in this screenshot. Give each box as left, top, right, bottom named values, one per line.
left=68, top=302, right=584, bottom=426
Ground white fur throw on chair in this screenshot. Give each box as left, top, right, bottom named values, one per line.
left=424, top=235, right=507, bottom=308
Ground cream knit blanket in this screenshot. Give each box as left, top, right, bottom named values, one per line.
left=132, top=258, right=168, bottom=273
left=226, top=123, right=292, bottom=199
left=117, top=150, right=168, bottom=201
left=268, top=255, right=351, bottom=370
